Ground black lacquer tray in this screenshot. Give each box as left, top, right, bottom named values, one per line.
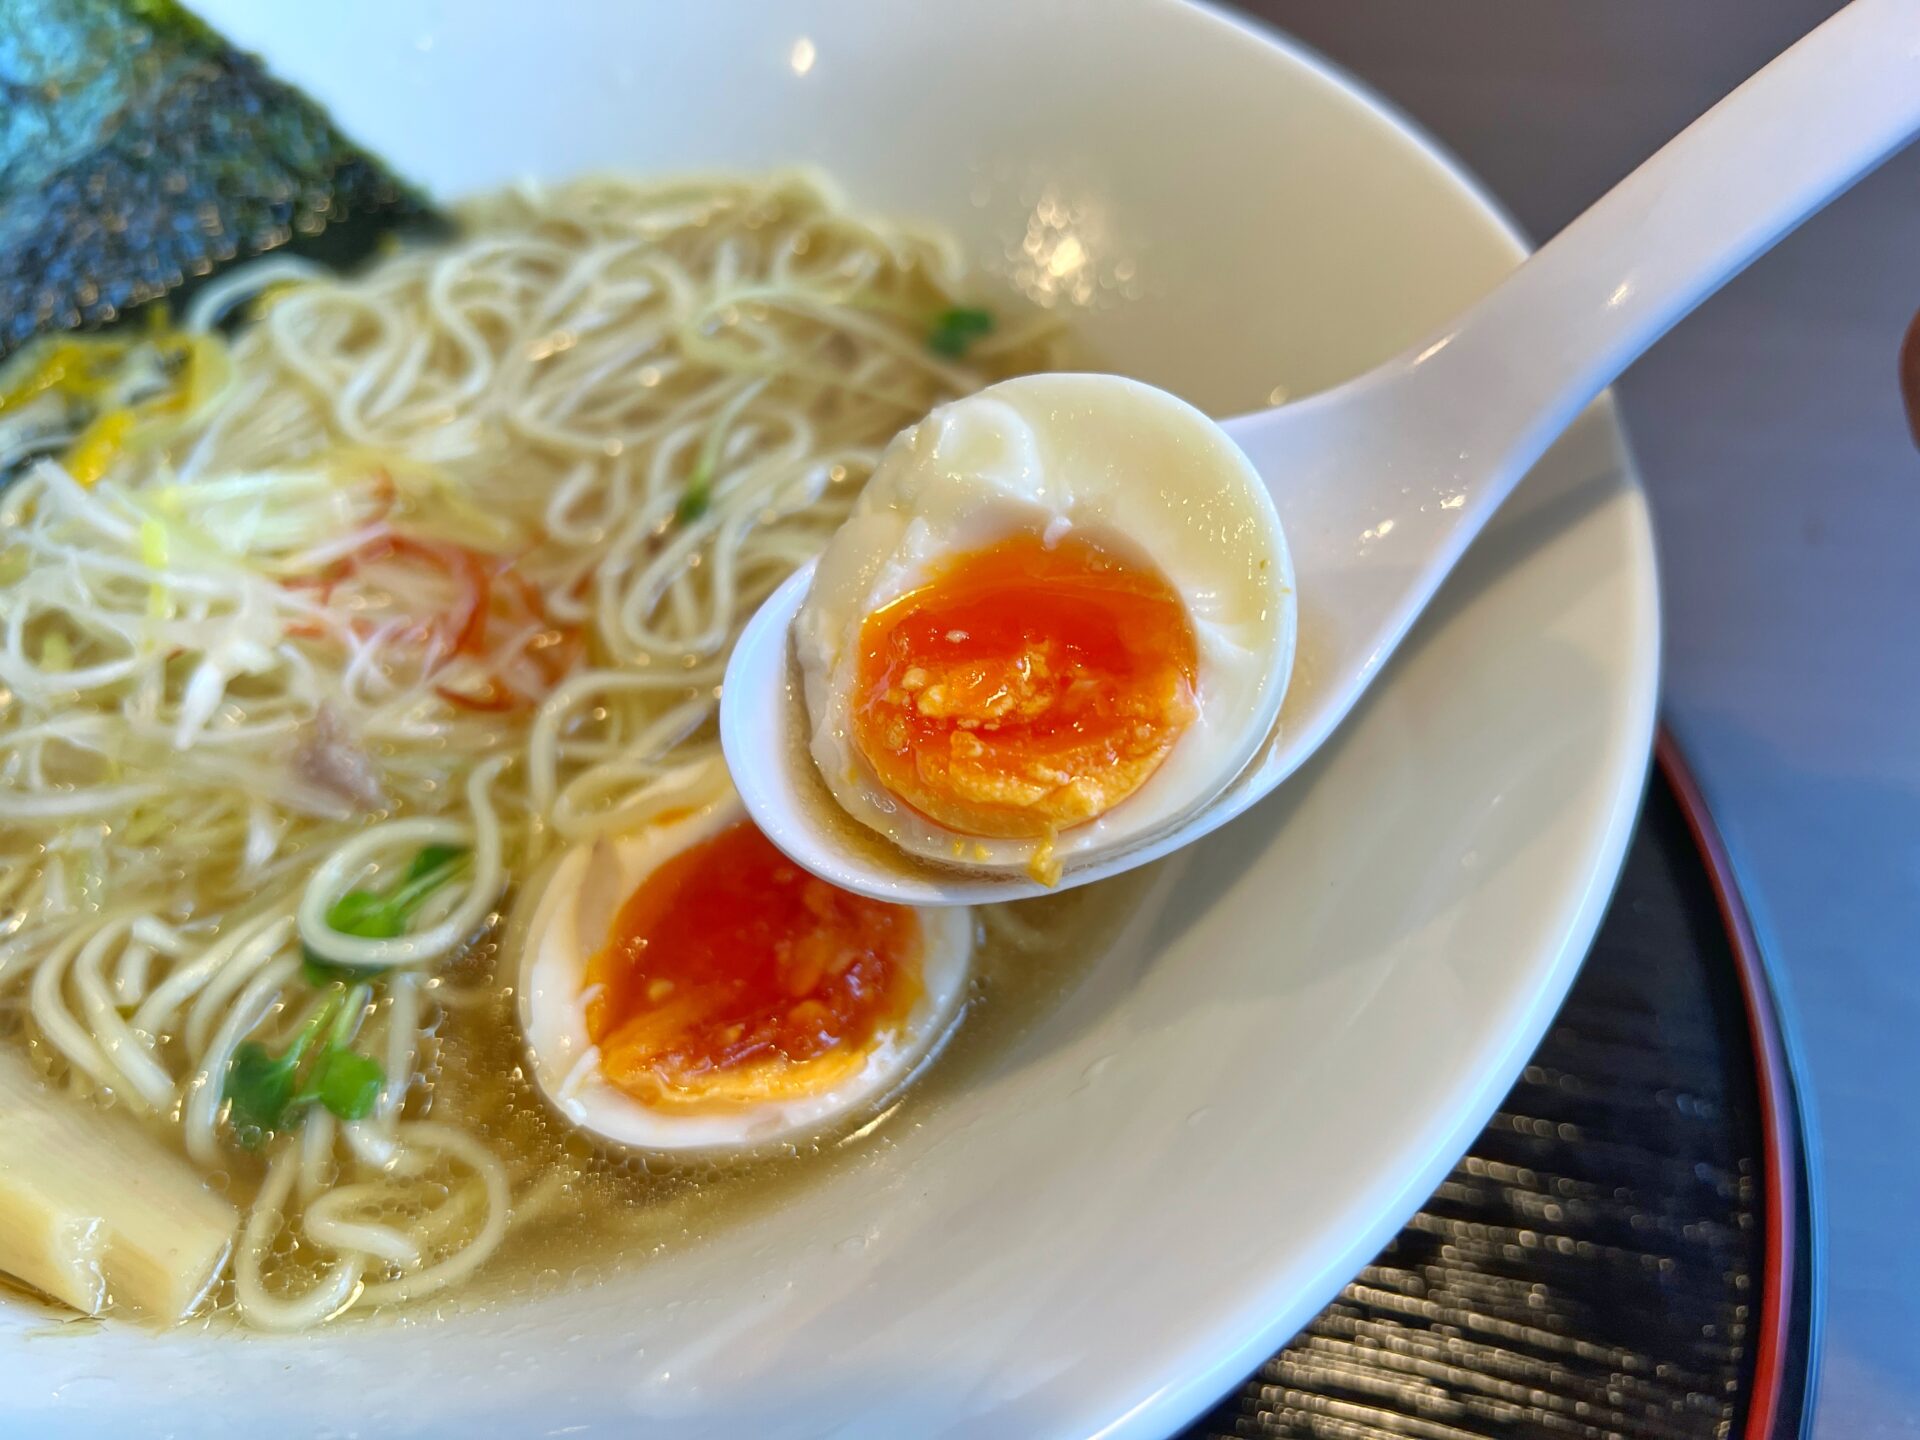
left=1179, top=736, right=1812, bottom=1440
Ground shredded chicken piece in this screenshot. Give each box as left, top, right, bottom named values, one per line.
left=292, top=704, right=384, bottom=811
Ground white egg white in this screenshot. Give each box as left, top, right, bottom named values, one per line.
left=517, top=778, right=973, bottom=1154
left=794, top=371, right=1296, bottom=879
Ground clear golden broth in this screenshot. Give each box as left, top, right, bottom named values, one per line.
left=162, top=869, right=1154, bottom=1327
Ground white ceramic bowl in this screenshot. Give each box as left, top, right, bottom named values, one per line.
left=6, top=3, right=1657, bottom=1436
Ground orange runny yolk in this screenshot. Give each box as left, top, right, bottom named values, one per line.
left=851, top=532, right=1199, bottom=839
left=585, top=821, right=923, bottom=1109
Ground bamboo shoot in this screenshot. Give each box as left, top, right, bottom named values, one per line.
left=0, top=1051, right=237, bottom=1321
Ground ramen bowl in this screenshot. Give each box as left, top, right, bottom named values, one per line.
left=7, top=1, right=1656, bottom=1435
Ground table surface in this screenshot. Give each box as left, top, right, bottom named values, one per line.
left=1229, top=4, right=1920, bottom=1437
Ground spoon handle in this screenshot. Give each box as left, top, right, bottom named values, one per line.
left=1215, top=0, right=1920, bottom=811
left=1399, top=0, right=1920, bottom=531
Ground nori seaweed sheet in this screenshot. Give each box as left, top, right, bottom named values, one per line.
left=0, top=0, right=441, bottom=357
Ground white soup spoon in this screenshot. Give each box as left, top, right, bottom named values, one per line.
left=722, top=0, right=1920, bottom=905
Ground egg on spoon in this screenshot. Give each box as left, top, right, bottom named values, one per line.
left=795, top=372, right=1295, bottom=884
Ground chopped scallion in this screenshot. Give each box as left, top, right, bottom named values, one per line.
left=674, top=462, right=712, bottom=525
left=927, top=306, right=995, bottom=358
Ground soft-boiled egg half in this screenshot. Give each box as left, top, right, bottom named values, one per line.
left=795, top=372, right=1296, bottom=884
left=518, top=777, right=973, bottom=1152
